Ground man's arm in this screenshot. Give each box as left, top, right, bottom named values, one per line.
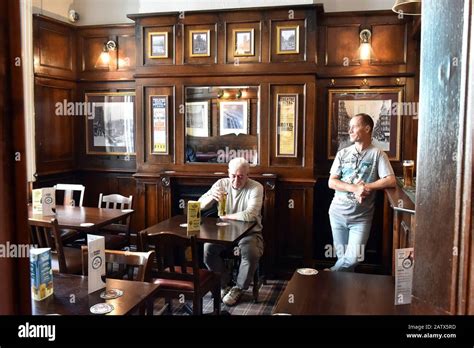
left=364, top=174, right=396, bottom=190
left=198, top=180, right=224, bottom=210
left=223, top=184, right=263, bottom=222
left=328, top=175, right=367, bottom=197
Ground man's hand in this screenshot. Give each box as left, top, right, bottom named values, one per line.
left=211, top=188, right=225, bottom=203
left=353, top=180, right=371, bottom=203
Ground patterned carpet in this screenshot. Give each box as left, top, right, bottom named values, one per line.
left=153, top=280, right=287, bottom=315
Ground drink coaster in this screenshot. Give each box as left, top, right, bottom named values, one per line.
left=90, top=303, right=114, bottom=314
left=100, top=289, right=123, bottom=300
left=296, top=268, right=318, bottom=275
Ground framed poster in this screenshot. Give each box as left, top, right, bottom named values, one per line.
left=327, top=88, right=403, bottom=160
left=276, top=93, right=298, bottom=157
left=186, top=101, right=210, bottom=137
left=150, top=95, right=168, bottom=154
left=233, top=28, right=254, bottom=56
left=189, top=30, right=210, bottom=57
left=148, top=32, right=168, bottom=58
left=276, top=25, right=299, bottom=54
left=219, top=100, right=249, bottom=136
left=85, top=92, right=135, bottom=155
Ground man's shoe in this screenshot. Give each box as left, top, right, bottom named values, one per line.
left=222, top=286, right=243, bottom=306
left=221, top=286, right=231, bottom=299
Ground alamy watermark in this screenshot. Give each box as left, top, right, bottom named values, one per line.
left=384, top=102, right=419, bottom=119
left=0, top=242, right=37, bottom=258
left=324, top=243, right=365, bottom=262
left=55, top=99, right=102, bottom=119
left=216, top=146, right=258, bottom=164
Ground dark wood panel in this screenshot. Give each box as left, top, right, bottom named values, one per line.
left=34, top=15, right=76, bottom=80
left=82, top=36, right=110, bottom=71
left=34, top=78, right=76, bottom=175
left=325, top=25, right=360, bottom=66
left=117, top=34, right=136, bottom=71
left=372, top=24, right=407, bottom=65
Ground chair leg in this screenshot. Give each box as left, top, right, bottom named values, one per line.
left=165, top=297, right=173, bottom=314
left=193, top=295, right=202, bottom=315
left=212, top=284, right=221, bottom=315
left=252, top=269, right=259, bottom=303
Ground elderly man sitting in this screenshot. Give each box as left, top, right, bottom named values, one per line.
left=198, top=157, right=264, bottom=306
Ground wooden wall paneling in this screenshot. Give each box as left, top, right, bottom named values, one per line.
left=324, top=25, right=360, bottom=66
left=76, top=82, right=136, bottom=171
left=34, top=77, right=76, bottom=175
left=33, top=15, right=76, bottom=80
left=371, top=23, right=407, bottom=65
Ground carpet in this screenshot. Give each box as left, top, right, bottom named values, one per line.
left=153, top=279, right=287, bottom=315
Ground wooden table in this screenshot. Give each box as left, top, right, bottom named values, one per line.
left=32, top=273, right=160, bottom=315
left=28, top=205, right=133, bottom=231
left=273, top=271, right=447, bottom=315
left=141, top=215, right=257, bottom=245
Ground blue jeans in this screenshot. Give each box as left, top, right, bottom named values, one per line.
left=329, top=212, right=372, bottom=272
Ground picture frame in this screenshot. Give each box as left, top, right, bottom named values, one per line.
left=85, top=92, right=135, bottom=155
left=148, top=32, right=168, bottom=58
left=189, top=29, right=210, bottom=57
left=276, top=93, right=298, bottom=157
left=219, top=100, right=250, bottom=136
left=186, top=101, right=210, bottom=137
left=277, top=25, right=299, bottom=54
left=233, top=28, right=254, bottom=56
left=150, top=95, right=169, bottom=154
left=327, top=88, right=403, bottom=160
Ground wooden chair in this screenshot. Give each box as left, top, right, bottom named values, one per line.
left=81, top=246, right=154, bottom=282
left=29, top=218, right=82, bottom=274
left=139, top=230, right=221, bottom=315
left=54, top=184, right=86, bottom=244
left=97, top=193, right=133, bottom=250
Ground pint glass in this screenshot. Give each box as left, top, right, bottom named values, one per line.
left=403, top=160, right=415, bottom=187
left=218, top=192, right=227, bottom=217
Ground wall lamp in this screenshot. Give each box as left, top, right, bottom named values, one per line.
left=392, top=0, right=421, bottom=16
left=95, top=40, right=117, bottom=68
left=353, top=29, right=375, bottom=64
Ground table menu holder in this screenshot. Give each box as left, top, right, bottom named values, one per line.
left=32, top=187, right=56, bottom=216
left=87, top=234, right=106, bottom=294
left=187, top=201, right=201, bottom=233
left=394, top=247, right=414, bottom=305
left=30, top=248, right=54, bottom=301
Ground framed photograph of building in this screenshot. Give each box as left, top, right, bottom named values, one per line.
left=85, top=92, right=135, bottom=155
left=218, top=100, right=249, bottom=135
left=277, top=25, right=299, bottom=54
left=327, top=88, right=403, bottom=160
left=186, top=101, right=210, bottom=137
left=189, top=29, right=210, bottom=57
left=148, top=32, right=168, bottom=58
left=233, top=28, right=254, bottom=56
left=276, top=93, right=298, bottom=157
left=150, top=95, right=168, bottom=154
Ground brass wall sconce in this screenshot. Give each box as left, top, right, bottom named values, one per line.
left=95, top=40, right=117, bottom=68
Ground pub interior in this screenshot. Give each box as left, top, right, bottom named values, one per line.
left=0, top=0, right=473, bottom=335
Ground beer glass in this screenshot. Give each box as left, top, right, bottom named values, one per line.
left=402, top=160, right=415, bottom=187
left=218, top=190, right=227, bottom=217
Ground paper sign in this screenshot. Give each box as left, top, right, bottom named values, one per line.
left=30, top=248, right=54, bottom=301
left=187, top=201, right=201, bottom=233
left=32, top=187, right=56, bottom=216
left=394, top=247, right=414, bottom=305
left=87, top=234, right=106, bottom=294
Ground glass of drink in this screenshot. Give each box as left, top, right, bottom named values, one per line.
left=402, top=160, right=415, bottom=187
left=218, top=191, right=227, bottom=217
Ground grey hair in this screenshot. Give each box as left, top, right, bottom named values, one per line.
left=228, top=157, right=250, bottom=173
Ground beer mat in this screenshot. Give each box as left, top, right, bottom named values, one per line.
left=179, top=223, right=188, bottom=228
left=296, top=268, right=318, bottom=275
left=216, top=222, right=230, bottom=226
left=100, top=289, right=123, bottom=300
left=80, top=222, right=94, bottom=227
left=272, top=313, right=292, bottom=315
left=90, top=303, right=114, bottom=314
left=121, top=209, right=134, bottom=213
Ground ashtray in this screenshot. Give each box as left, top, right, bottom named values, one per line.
left=296, top=268, right=318, bottom=276
left=90, top=303, right=114, bottom=314
left=100, top=289, right=123, bottom=300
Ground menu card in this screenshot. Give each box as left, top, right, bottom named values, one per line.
left=30, top=248, right=54, bottom=301
left=394, top=247, right=414, bottom=305
left=187, top=201, right=201, bottom=233
left=32, top=187, right=56, bottom=216
left=87, top=234, right=106, bottom=294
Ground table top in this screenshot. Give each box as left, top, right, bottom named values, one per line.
left=273, top=271, right=447, bottom=315
left=32, top=273, right=159, bottom=315
left=142, top=215, right=257, bottom=245
left=28, top=205, right=134, bottom=231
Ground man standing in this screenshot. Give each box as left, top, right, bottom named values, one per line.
left=328, top=113, right=396, bottom=271
left=199, top=157, right=264, bottom=306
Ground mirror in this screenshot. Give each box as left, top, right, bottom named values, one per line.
left=185, top=86, right=259, bottom=165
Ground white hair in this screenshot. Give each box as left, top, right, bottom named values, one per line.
left=228, top=157, right=250, bottom=173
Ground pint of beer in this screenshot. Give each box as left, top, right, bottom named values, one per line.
left=403, top=160, right=415, bottom=187
left=218, top=192, right=227, bottom=217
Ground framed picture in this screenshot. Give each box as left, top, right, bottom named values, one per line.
left=233, top=28, right=254, bottom=56
left=85, top=92, right=135, bottom=155
left=186, top=101, right=210, bottom=137
left=219, top=100, right=250, bottom=136
left=150, top=95, right=168, bottom=154
left=189, top=30, right=210, bottom=57
left=327, top=88, right=403, bottom=160
left=277, top=25, right=299, bottom=54
left=276, top=93, right=298, bottom=157
left=148, top=32, right=168, bottom=58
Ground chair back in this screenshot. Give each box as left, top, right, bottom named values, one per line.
left=139, top=231, right=199, bottom=285
left=55, top=184, right=85, bottom=207
left=81, top=246, right=155, bottom=282
left=29, top=218, right=68, bottom=273
left=98, top=193, right=133, bottom=210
